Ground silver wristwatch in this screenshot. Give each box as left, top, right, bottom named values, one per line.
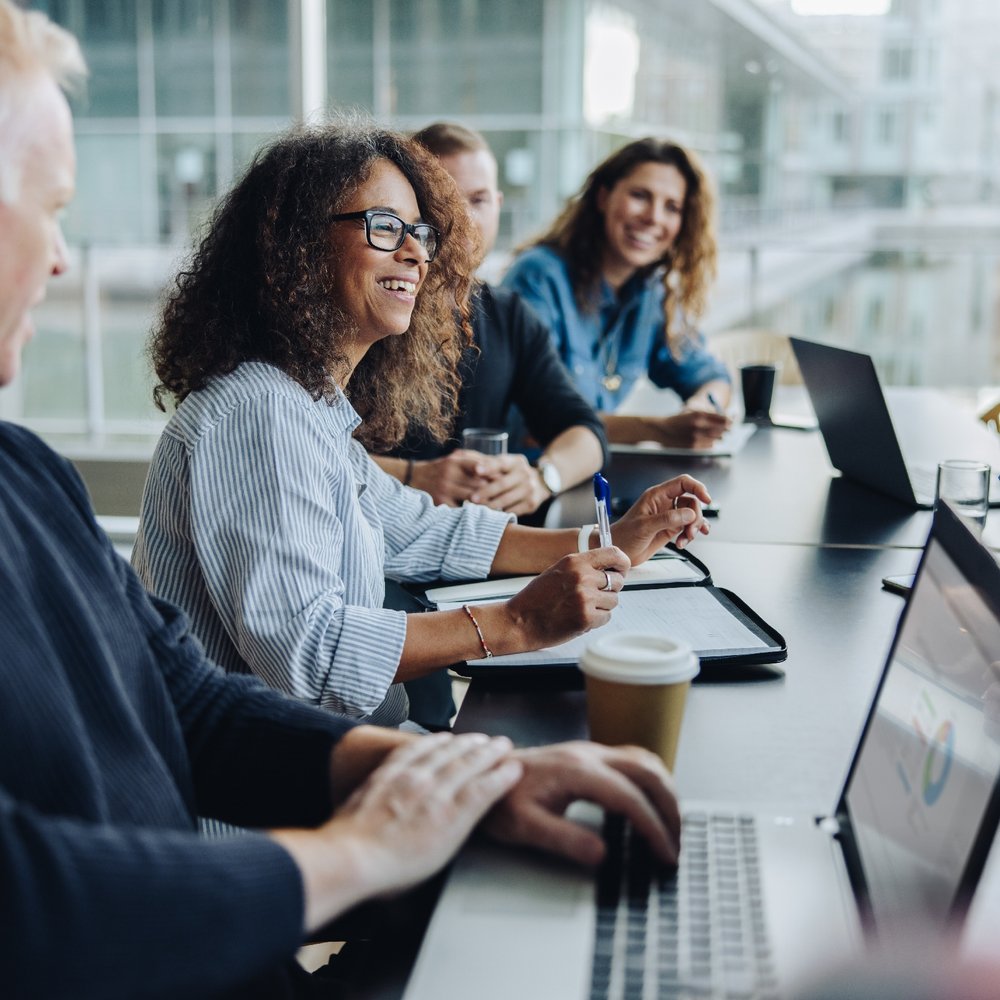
left=536, top=460, right=562, bottom=496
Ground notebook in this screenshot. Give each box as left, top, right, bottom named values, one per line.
left=609, top=422, right=757, bottom=458
left=422, top=547, right=787, bottom=682
left=403, top=501, right=1000, bottom=1000
left=790, top=337, right=1000, bottom=508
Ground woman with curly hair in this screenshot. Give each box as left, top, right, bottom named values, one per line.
left=503, top=139, right=733, bottom=449
left=133, top=123, right=712, bottom=729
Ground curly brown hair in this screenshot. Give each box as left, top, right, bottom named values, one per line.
left=527, top=138, right=717, bottom=355
left=150, top=122, right=477, bottom=451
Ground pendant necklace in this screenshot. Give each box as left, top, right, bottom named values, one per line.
left=600, top=326, right=623, bottom=392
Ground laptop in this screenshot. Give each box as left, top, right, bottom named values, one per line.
left=790, top=337, right=1000, bottom=508
left=403, top=501, right=1000, bottom=1000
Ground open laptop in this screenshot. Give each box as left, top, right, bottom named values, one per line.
left=790, top=337, right=1000, bottom=508
left=403, top=501, right=1000, bottom=1000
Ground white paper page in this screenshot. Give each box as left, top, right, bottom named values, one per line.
left=424, top=554, right=703, bottom=605
left=609, top=421, right=756, bottom=458
left=440, top=587, right=769, bottom=667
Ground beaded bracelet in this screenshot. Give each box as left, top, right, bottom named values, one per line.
left=462, top=604, right=493, bottom=659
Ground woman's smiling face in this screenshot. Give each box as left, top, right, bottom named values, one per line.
left=597, top=160, right=687, bottom=290
left=331, top=157, right=432, bottom=361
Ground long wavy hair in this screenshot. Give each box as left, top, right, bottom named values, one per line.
left=150, top=122, right=476, bottom=451
left=527, top=138, right=717, bottom=354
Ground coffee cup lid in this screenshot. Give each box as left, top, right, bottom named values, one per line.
left=579, top=632, right=699, bottom=685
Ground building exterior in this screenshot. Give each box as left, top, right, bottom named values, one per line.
left=10, top=0, right=1000, bottom=447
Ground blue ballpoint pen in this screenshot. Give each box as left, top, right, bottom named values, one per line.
left=707, top=391, right=724, bottom=414
left=593, top=473, right=613, bottom=548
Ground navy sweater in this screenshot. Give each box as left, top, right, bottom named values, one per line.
left=0, top=422, right=355, bottom=998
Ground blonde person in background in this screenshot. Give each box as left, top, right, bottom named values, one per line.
left=0, top=5, right=683, bottom=996
left=503, top=138, right=733, bottom=449
left=372, top=122, right=606, bottom=517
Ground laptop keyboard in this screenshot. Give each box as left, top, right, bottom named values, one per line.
left=591, top=812, right=778, bottom=1000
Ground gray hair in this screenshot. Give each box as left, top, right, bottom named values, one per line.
left=0, top=0, right=86, bottom=199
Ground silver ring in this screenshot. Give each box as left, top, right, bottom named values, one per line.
left=601, top=570, right=614, bottom=592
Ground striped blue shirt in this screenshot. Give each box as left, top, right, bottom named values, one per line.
left=133, top=362, right=512, bottom=725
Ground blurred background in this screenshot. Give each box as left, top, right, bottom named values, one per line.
left=9, top=0, right=1000, bottom=458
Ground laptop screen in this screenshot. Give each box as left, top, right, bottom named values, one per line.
left=844, top=509, right=1000, bottom=931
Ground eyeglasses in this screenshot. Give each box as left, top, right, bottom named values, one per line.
left=330, top=209, right=440, bottom=262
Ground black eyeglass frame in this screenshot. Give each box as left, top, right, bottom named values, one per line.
left=330, top=209, right=440, bottom=261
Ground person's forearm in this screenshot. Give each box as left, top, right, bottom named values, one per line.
left=539, top=426, right=604, bottom=492
left=489, top=522, right=579, bottom=574
left=687, top=379, right=732, bottom=409
left=371, top=453, right=410, bottom=484
left=601, top=412, right=666, bottom=444
left=398, top=603, right=532, bottom=678
left=327, top=725, right=416, bottom=802
left=269, top=826, right=376, bottom=934
left=5, top=807, right=306, bottom=996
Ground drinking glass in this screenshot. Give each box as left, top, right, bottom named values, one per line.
left=935, top=460, right=990, bottom=535
left=461, top=428, right=508, bottom=455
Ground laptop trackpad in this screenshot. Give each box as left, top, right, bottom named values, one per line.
left=403, top=838, right=596, bottom=1000
left=756, top=813, right=863, bottom=993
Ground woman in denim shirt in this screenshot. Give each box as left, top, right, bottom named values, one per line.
left=503, top=139, right=732, bottom=449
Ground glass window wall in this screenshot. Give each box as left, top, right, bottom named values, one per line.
left=15, top=0, right=1000, bottom=457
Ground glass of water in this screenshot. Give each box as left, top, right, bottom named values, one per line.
left=935, top=460, right=990, bottom=536
left=461, top=427, right=508, bottom=455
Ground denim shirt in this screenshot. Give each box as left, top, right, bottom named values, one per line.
left=502, top=245, right=730, bottom=412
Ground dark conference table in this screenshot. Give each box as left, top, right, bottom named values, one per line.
left=463, top=390, right=1000, bottom=805
left=454, top=539, right=910, bottom=815
left=546, top=385, right=1000, bottom=549
left=554, top=428, right=934, bottom=548
left=352, top=391, right=998, bottom=998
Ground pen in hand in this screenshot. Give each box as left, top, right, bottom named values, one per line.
left=593, top=473, right=613, bottom=547
left=706, top=392, right=724, bottom=414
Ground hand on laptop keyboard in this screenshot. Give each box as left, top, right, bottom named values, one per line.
left=481, top=741, right=681, bottom=868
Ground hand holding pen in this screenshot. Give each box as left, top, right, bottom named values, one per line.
left=593, top=472, right=712, bottom=567
left=639, top=403, right=730, bottom=449
left=593, top=472, right=614, bottom=548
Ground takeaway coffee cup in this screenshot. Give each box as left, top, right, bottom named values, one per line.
left=579, top=633, right=699, bottom=770
left=740, top=363, right=778, bottom=422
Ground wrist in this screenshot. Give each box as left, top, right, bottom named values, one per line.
left=462, top=604, right=494, bottom=659
left=407, top=460, right=430, bottom=495
left=328, top=725, right=413, bottom=803
left=269, top=825, right=375, bottom=933
left=535, top=457, right=562, bottom=497
left=478, top=600, right=530, bottom=656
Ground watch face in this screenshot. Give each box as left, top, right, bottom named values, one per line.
left=539, top=461, right=562, bottom=495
